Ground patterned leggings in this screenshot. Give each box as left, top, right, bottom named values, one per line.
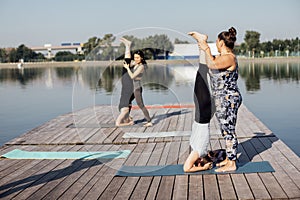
left=214, top=92, right=242, bottom=160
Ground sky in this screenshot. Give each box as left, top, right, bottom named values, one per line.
left=0, top=0, right=299, bottom=48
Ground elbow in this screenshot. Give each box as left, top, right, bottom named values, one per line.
left=183, top=164, right=191, bottom=172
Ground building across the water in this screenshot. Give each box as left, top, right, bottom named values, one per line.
left=168, top=43, right=218, bottom=60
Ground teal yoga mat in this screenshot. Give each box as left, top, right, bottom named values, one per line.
left=115, top=161, right=274, bottom=176
left=1, top=149, right=131, bottom=159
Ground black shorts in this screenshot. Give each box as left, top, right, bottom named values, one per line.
left=119, top=66, right=134, bottom=110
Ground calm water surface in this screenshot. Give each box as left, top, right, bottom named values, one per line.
left=0, top=61, right=299, bottom=156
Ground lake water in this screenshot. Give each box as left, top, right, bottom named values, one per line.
left=0, top=60, right=299, bottom=156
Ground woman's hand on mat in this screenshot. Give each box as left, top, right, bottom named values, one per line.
left=143, top=122, right=153, bottom=127
left=202, top=162, right=213, bottom=170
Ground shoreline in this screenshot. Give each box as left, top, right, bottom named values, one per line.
left=0, top=56, right=300, bottom=68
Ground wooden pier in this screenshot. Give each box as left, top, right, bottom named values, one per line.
left=0, top=104, right=299, bottom=199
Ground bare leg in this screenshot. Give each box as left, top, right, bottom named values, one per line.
left=116, top=107, right=134, bottom=127
left=184, top=151, right=199, bottom=172
left=120, top=37, right=132, bottom=59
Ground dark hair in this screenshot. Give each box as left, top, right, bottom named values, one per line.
left=134, top=50, right=147, bottom=65
left=218, top=27, right=237, bottom=50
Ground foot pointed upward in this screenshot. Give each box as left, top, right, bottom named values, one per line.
left=120, top=37, right=132, bottom=46
left=188, top=32, right=208, bottom=42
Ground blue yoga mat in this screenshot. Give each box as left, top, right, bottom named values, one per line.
left=1, top=149, right=131, bottom=159
left=115, top=161, right=274, bottom=176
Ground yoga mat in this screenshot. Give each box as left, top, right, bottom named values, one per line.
left=115, top=161, right=274, bottom=176
left=123, top=131, right=220, bottom=139
left=123, top=131, right=191, bottom=138
left=1, top=149, right=131, bottom=160
left=67, top=123, right=142, bottom=128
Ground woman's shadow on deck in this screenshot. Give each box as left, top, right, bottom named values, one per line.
left=236, top=132, right=278, bottom=166
left=0, top=157, right=115, bottom=198
left=134, top=109, right=191, bottom=125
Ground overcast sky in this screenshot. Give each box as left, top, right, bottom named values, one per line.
left=0, top=0, right=299, bottom=47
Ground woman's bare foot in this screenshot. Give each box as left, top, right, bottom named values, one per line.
left=143, top=122, right=153, bottom=127
left=215, top=160, right=236, bottom=172
left=116, top=120, right=134, bottom=127
left=188, top=31, right=208, bottom=42
left=120, top=37, right=132, bottom=46
left=216, top=157, right=228, bottom=167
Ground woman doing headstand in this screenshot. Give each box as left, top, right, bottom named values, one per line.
left=183, top=34, right=215, bottom=172
left=115, top=38, right=135, bottom=127
left=189, top=27, right=242, bottom=172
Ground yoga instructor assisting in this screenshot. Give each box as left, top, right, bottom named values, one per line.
left=189, top=27, right=242, bottom=172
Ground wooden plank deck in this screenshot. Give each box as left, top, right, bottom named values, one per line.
left=0, top=104, right=299, bottom=199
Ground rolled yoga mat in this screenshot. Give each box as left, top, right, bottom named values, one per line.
left=67, top=123, right=143, bottom=128
left=1, top=149, right=131, bottom=160
left=115, top=161, right=274, bottom=176
left=123, top=131, right=192, bottom=138
left=122, top=131, right=220, bottom=139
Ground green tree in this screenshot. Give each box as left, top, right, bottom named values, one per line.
left=16, top=44, right=41, bottom=62
left=119, top=34, right=173, bottom=59
left=174, top=38, right=189, bottom=44
left=150, top=34, right=174, bottom=59
left=244, top=31, right=261, bottom=57
left=260, top=41, right=273, bottom=56
left=9, top=48, right=17, bottom=62
left=54, top=51, right=76, bottom=61
left=83, top=36, right=101, bottom=56
left=99, top=34, right=116, bottom=60
left=6, top=44, right=46, bottom=62
left=0, top=48, right=7, bottom=63
left=84, top=34, right=116, bottom=61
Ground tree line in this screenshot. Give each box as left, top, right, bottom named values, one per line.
left=236, top=31, right=299, bottom=57
left=0, top=31, right=299, bottom=63
left=83, top=34, right=174, bottom=61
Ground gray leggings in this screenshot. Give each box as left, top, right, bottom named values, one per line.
left=133, top=87, right=151, bottom=122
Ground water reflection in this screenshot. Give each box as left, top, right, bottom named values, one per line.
left=0, top=62, right=299, bottom=92
left=0, top=68, right=44, bottom=86
left=239, top=62, right=300, bottom=92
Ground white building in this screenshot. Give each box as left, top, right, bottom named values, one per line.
left=168, top=43, right=218, bottom=60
